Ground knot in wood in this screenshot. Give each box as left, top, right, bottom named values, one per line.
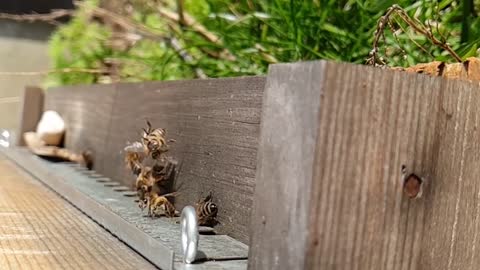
left=403, top=173, right=423, bottom=199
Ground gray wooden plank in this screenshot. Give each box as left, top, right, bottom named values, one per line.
left=44, top=84, right=116, bottom=172
left=248, top=62, right=326, bottom=270
left=0, top=156, right=157, bottom=270
left=1, top=147, right=174, bottom=270
left=1, top=147, right=249, bottom=269
left=102, top=77, right=265, bottom=244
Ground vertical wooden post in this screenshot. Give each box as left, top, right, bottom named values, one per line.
left=248, top=62, right=326, bottom=270
left=16, top=86, right=44, bottom=146
left=249, top=60, right=480, bottom=270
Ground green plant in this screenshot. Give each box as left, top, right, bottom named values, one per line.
left=45, top=0, right=480, bottom=87
left=45, top=0, right=113, bottom=87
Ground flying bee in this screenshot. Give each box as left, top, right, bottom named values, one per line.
left=141, top=120, right=169, bottom=160
left=148, top=193, right=177, bottom=218
left=196, top=193, right=218, bottom=227
left=135, top=166, right=154, bottom=210
left=124, top=152, right=143, bottom=176
left=124, top=142, right=145, bottom=176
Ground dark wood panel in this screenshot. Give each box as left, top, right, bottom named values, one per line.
left=102, top=77, right=265, bottom=244
left=44, top=84, right=116, bottom=172
left=16, top=86, right=44, bottom=146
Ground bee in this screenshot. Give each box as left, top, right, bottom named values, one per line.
left=135, top=166, right=154, bottom=210
left=148, top=193, right=177, bottom=218
left=124, top=142, right=145, bottom=176
left=196, top=193, right=218, bottom=227
left=151, top=159, right=175, bottom=184
left=141, top=120, right=169, bottom=160
left=124, top=152, right=143, bottom=176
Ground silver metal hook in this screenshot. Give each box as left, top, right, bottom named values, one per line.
left=181, top=205, right=199, bottom=264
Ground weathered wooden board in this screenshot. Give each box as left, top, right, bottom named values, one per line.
left=41, top=77, right=264, bottom=244
left=305, top=62, right=438, bottom=270
left=248, top=62, right=326, bottom=270
left=1, top=147, right=250, bottom=270
left=16, top=86, right=44, bottom=146
left=100, top=77, right=265, bottom=244
left=249, top=60, right=480, bottom=270
left=44, top=84, right=116, bottom=172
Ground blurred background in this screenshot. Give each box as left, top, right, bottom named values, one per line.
left=0, top=0, right=73, bottom=131
left=0, top=0, right=479, bottom=130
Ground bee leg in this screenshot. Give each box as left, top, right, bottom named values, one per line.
left=164, top=161, right=175, bottom=180
left=146, top=199, right=152, bottom=217
left=162, top=145, right=169, bottom=153
left=151, top=151, right=159, bottom=160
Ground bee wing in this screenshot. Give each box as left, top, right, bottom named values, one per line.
left=204, top=192, right=213, bottom=202
left=161, top=191, right=180, bottom=197
left=124, top=141, right=144, bottom=153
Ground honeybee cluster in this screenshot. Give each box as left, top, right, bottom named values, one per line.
left=124, top=121, right=219, bottom=227
left=124, top=121, right=177, bottom=218
left=125, top=121, right=218, bottom=227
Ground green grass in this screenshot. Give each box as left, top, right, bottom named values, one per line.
left=45, top=0, right=480, bottom=87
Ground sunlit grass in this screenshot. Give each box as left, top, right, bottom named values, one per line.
left=46, top=0, right=480, bottom=87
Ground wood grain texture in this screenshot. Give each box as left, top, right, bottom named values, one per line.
left=16, top=86, right=44, bottom=146
left=306, top=62, right=438, bottom=270
left=248, top=62, right=326, bottom=270
left=101, top=77, right=265, bottom=244
left=44, top=84, right=116, bottom=172
left=0, top=157, right=156, bottom=270
left=249, top=60, right=480, bottom=270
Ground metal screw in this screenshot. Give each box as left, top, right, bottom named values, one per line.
left=181, top=206, right=199, bottom=264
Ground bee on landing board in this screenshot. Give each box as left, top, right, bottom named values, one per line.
left=147, top=192, right=177, bottom=218
left=135, top=166, right=154, bottom=210
left=151, top=158, right=175, bottom=184
left=141, top=120, right=169, bottom=160
left=196, top=193, right=218, bottom=227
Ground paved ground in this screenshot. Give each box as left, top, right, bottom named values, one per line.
left=0, top=157, right=156, bottom=270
